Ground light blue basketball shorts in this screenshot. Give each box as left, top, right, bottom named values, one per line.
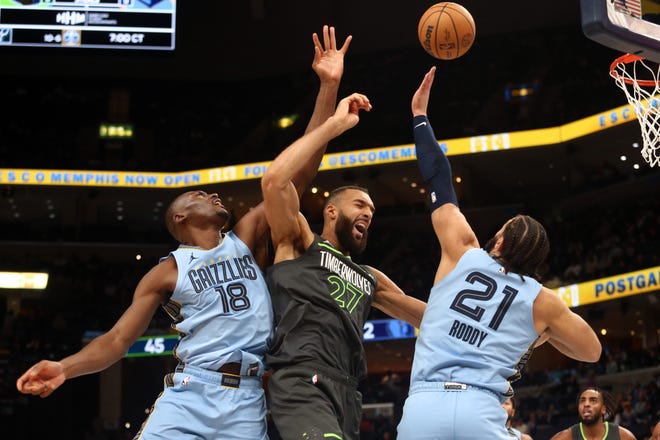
left=134, top=364, right=268, bottom=440
left=397, top=382, right=511, bottom=440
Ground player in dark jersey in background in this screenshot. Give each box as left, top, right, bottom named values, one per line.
left=550, top=387, right=637, bottom=440
left=15, top=25, right=352, bottom=440
left=261, top=92, right=427, bottom=438
left=396, top=67, right=601, bottom=440
left=502, top=397, right=534, bottom=440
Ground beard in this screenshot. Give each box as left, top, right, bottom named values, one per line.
left=336, top=213, right=368, bottom=255
left=580, top=413, right=601, bottom=426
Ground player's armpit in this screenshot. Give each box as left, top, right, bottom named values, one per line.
left=370, top=267, right=426, bottom=328
left=534, top=287, right=602, bottom=362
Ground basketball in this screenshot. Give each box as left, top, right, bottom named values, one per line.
left=418, top=2, right=476, bottom=60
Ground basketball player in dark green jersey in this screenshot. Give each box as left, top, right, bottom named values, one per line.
left=261, top=95, right=426, bottom=439
left=550, top=387, right=636, bottom=440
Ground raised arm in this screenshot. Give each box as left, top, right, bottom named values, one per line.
left=261, top=93, right=372, bottom=261
left=295, top=25, right=352, bottom=195
left=16, top=260, right=174, bottom=398
left=533, top=286, right=602, bottom=362
left=412, top=66, right=478, bottom=282
left=369, top=266, right=426, bottom=328
left=234, top=26, right=350, bottom=257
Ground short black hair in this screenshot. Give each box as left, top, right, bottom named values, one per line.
left=324, top=185, right=369, bottom=209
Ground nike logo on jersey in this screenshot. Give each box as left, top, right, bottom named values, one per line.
left=189, top=253, right=197, bottom=263
left=414, top=121, right=427, bottom=128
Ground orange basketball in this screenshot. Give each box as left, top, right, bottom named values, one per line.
left=418, top=2, right=476, bottom=60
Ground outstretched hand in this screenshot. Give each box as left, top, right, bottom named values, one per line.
left=16, top=360, right=66, bottom=398
left=412, top=66, right=436, bottom=117
left=312, top=25, right=352, bottom=85
left=331, top=93, right=372, bottom=133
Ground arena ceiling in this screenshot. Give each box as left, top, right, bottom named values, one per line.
left=0, top=0, right=584, bottom=81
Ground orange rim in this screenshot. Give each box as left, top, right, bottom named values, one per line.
left=610, top=53, right=660, bottom=87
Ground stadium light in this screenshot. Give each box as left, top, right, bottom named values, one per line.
left=0, top=271, right=49, bottom=289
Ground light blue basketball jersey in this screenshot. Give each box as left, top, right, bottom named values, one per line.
left=163, top=231, right=274, bottom=374
left=507, top=426, right=523, bottom=439
left=410, top=248, right=541, bottom=399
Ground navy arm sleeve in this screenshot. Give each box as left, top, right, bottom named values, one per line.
left=413, top=115, right=458, bottom=211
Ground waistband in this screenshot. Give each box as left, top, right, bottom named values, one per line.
left=275, top=361, right=359, bottom=387
left=409, top=381, right=500, bottom=399
left=174, top=363, right=262, bottom=389
left=176, top=361, right=261, bottom=377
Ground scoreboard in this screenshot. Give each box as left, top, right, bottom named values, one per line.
left=118, top=319, right=419, bottom=358
left=0, top=0, right=175, bottom=50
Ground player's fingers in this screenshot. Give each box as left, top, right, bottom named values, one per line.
left=19, top=380, right=42, bottom=394
left=427, top=66, right=436, bottom=80
left=312, top=32, right=321, bottom=51
left=17, top=364, right=41, bottom=390
left=352, top=93, right=371, bottom=107
left=339, top=35, right=352, bottom=54
left=312, top=45, right=321, bottom=62
left=323, top=25, right=331, bottom=50
left=27, top=363, right=45, bottom=379
left=328, top=26, right=336, bottom=50
left=15, top=374, right=27, bottom=391
left=419, top=68, right=436, bottom=93
left=345, top=93, right=372, bottom=113
left=39, top=383, right=56, bottom=398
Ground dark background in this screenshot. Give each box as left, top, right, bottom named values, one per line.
left=1, top=1, right=659, bottom=439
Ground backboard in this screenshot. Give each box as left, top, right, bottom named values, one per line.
left=581, top=0, right=660, bottom=62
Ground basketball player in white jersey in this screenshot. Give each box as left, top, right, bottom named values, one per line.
left=16, top=25, right=352, bottom=440
left=396, top=66, right=602, bottom=439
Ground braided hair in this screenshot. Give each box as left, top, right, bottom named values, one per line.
left=496, top=214, right=550, bottom=280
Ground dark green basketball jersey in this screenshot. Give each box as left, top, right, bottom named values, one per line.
left=265, top=234, right=376, bottom=380
left=570, top=422, right=621, bottom=440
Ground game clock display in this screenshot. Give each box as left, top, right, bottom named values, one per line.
left=122, top=319, right=419, bottom=358
left=0, top=0, right=175, bottom=50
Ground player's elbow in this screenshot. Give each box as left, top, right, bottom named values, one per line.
left=583, top=342, right=602, bottom=363
left=261, top=170, right=286, bottom=196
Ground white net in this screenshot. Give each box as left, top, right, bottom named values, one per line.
left=610, top=54, right=660, bottom=167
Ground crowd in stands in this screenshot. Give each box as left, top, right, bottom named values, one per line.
left=355, top=348, right=660, bottom=440
left=1, top=183, right=658, bottom=439
left=501, top=350, right=659, bottom=440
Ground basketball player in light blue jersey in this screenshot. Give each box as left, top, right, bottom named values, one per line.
left=16, top=25, right=353, bottom=440
left=503, top=397, right=533, bottom=440
left=396, top=66, right=602, bottom=440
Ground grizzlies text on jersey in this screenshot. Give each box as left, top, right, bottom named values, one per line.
left=163, top=231, right=274, bottom=373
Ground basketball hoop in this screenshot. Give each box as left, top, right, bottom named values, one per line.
left=609, top=53, right=660, bottom=167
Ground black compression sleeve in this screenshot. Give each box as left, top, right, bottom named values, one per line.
left=413, top=115, right=458, bottom=210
